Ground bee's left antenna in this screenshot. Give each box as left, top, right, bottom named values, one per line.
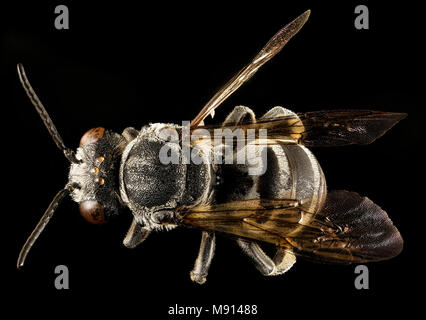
left=17, top=184, right=76, bottom=269
left=17, top=63, right=80, bottom=164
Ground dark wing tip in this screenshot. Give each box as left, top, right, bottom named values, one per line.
left=384, top=111, right=407, bottom=125
left=299, top=110, right=407, bottom=147
left=321, top=190, right=404, bottom=261
left=362, top=111, right=407, bottom=144
left=359, top=197, right=404, bottom=260
left=379, top=223, right=404, bottom=259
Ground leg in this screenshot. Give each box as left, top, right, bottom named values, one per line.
left=123, top=218, right=151, bottom=248
left=190, top=231, right=216, bottom=284
left=237, top=238, right=296, bottom=276
left=223, top=106, right=256, bottom=126
left=260, top=106, right=295, bottom=120
left=222, top=106, right=257, bottom=166
left=272, top=247, right=297, bottom=275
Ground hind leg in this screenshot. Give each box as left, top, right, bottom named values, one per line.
left=237, top=239, right=296, bottom=276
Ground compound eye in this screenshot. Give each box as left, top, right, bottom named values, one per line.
left=80, top=127, right=105, bottom=146
left=79, top=200, right=107, bottom=224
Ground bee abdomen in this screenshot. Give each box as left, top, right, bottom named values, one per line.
left=215, top=106, right=327, bottom=215
left=258, top=143, right=326, bottom=213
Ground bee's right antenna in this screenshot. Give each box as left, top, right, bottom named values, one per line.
left=17, top=183, right=76, bottom=269
left=17, top=63, right=80, bottom=164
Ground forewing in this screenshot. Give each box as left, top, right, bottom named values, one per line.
left=179, top=199, right=302, bottom=247
left=190, top=110, right=406, bottom=148
left=179, top=190, right=403, bottom=264
left=296, top=110, right=406, bottom=147
left=191, top=10, right=311, bottom=128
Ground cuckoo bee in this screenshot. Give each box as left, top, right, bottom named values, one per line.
left=17, top=10, right=404, bottom=284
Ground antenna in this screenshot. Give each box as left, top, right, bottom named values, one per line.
left=17, top=63, right=80, bottom=163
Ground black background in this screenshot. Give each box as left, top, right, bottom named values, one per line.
left=3, top=1, right=424, bottom=318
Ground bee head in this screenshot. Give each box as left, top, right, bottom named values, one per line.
left=68, top=127, right=127, bottom=224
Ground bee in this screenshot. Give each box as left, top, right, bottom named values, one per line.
left=17, top=10, right=404, bottom=284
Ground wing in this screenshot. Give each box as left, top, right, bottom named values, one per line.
left=180, top=198, right=302, bottom=247
left=191, top=10, right=311, bottom=128
left=190, top=109, right=406, bottom=147
left=178, top=190, right=403, bottom=263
